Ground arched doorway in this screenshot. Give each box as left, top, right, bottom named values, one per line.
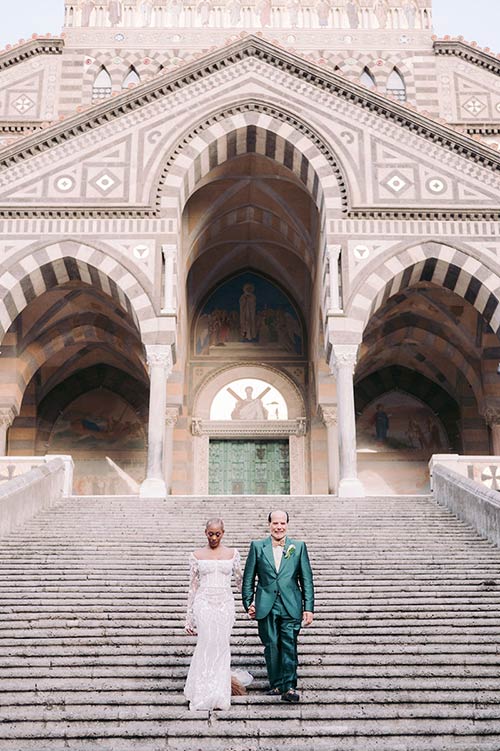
left=191, top=365, right=307, bottom=494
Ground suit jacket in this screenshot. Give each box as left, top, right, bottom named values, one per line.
left=242, top=537, right=314, bottom=620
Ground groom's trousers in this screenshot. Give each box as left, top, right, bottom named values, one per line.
left=258, top=596, right=301, bottom=691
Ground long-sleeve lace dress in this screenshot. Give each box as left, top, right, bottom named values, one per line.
left=184, top=549, right=251, bottom=711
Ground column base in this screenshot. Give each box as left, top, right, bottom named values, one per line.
left=338, top=477, right=365, bottom=498
left=140, top=477, right=167, bottom=498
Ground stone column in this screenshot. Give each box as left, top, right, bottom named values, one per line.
left=140, top=345, right=173, bottom=498
left=483, top=406, right=500, bottom=455
left=330, top=345, right=364, bottom=498
left=164, top=406, right=179, bottom=495
left=320, top=405, right=339, bottom=495
left=0, top=407, right=16, bottom=456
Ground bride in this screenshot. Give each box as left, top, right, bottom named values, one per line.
left=184, top=518, right=252, bottom=711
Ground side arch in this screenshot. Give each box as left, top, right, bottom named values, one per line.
left=0, top=241, right=159, bottom=345
left=347, top=242, right=500, bottom=335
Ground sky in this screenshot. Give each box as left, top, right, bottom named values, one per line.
left=0, top=1, right=499, bottom=51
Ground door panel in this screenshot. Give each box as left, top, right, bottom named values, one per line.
left=209, top=440, right=290, bottom=495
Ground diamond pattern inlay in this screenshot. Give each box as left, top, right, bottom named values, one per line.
left=14, top=95, right=35, bottom=114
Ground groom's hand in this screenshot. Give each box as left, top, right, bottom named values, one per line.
left=247, top=603, right=256, bottom=619
left=302, top=611, right=314, bottom=627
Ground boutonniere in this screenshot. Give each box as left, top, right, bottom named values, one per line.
left=284, top=544, right=296, bottom=559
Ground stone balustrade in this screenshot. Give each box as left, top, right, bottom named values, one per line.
left=430, top=457, right=500, bottom=549
left=0, top=456, right=74, bottom=538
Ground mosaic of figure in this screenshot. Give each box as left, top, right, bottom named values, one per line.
left=198, top=0, right=212, bottom=25
left=227, top=0, right=242, bottom=25
left=287, top=0, right=301, bottom=27
left=373, top=0, right=389, bottom=28
left=257, top=0, right=272, bottom=27
left=316, top=0, right=331, bottom=27
left=239, top=283, right=257, bottom=341
left=107, top=0, right=122, bottom=25
left=194, top=273, right=303, bottom=357
left=139, top=0, right=154, bottom=25
left=80, top=0, right=95, bottom=26
left=345, top=0, right=360, bottom=29
left=170, top=0, right=183, bottom=24
left=403, top=0, right=417, bottom=28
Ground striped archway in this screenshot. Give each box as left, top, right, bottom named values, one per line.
left=0, top=241, right=159, bottom=345
left=156, top=103, right=348, bottom=220
left=348, top=243, right=500, bottom=336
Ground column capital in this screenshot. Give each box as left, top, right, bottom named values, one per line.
left=482, top=403, right=500, bottom=427
left=145, top=344, right=173, bottom=373
left=165, top=406, right=180, bottom=427
left=319, top=405, right=337, bottom=427
left=161, top=243, right=177, bottom=259
left=329, top=344, right=359, bottom=377
left=0, top=406, right=16, bottom=428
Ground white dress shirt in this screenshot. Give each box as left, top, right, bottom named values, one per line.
left=272, top=545, right=283, bottom=572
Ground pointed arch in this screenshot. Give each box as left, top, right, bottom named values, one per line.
left=156, top=103, right=350, bottom=218
left=0, top=241, right=159, bottom=346
left=122, top=65, right=141, bottom=89
left=386, top=67, right=406, bottom=102
left=360, top=67, right=376, bottom=89
left=348, top=242, right=500, bottom=337
left=92, top=65, right=112, bottom=100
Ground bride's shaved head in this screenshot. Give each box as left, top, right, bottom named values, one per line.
left=205, top=517, right=224, bottom=530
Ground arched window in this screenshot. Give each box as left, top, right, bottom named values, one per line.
left=122, top=66, right=141, bottom=89
left=92, top=66, right=112, bottom=101
left=386, top=67, right=407, bottom=102
left=360, top=67, right=376, bottom=89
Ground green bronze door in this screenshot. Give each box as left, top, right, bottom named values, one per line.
left=209, top=440, right=290, bottom=495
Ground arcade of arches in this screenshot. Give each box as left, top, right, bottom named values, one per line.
left=2, top=21, right=500, bottom=497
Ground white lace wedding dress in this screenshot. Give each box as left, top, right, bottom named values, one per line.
left=184, top=550, right=252, bottom=711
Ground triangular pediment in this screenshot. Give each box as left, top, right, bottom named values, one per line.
left=0, top=35, right=499, bottom=216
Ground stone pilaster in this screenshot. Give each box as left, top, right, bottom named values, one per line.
left=320, top=405, right=339, bottom=495
left=327, top=244, right=342, bottom=312
left=140, top=345, right=173, bottom=498
left=0, top=407, right=16, bottom=456
left=161, top=244, right=177, bottom=315
left=330, top=345, right=364, bottom=498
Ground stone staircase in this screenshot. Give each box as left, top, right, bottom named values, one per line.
left=1, top=494, right=500, bottom=750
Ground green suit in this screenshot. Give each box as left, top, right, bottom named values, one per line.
left=242, top=537, right=314, bottom=692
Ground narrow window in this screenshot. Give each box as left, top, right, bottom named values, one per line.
left=386, top=67, right=407, bottom=102
left=360, top=67, right=376, bottom=89
left=122, top=66, right=141, bottom=88
left=92, top=66, right=112, bottom=101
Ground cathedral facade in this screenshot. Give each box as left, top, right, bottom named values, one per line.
left=0, top=0, right=499, bottom=497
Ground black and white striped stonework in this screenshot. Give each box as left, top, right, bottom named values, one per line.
left=349, top=244, right=500, bottom=334
left=0, top=242, right=158, bottom=344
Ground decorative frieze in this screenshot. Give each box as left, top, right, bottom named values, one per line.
left=191, top=418, right=307, bottom=437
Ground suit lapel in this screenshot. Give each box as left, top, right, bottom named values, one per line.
left=263, top=537, right=277, bottom=573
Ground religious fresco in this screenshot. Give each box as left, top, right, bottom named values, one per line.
left=46, top=389, right=147, bottom=495
left=356, top=391, right=450, bottom=495
left=194, top=273, right=304, bottom=357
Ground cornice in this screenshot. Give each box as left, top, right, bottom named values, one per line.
left=433, top=38, right=500, bottom=76
left=0, top=37, right=64, bottom=71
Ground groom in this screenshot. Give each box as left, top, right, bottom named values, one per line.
left=242, top=510, right=314, bottom=702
